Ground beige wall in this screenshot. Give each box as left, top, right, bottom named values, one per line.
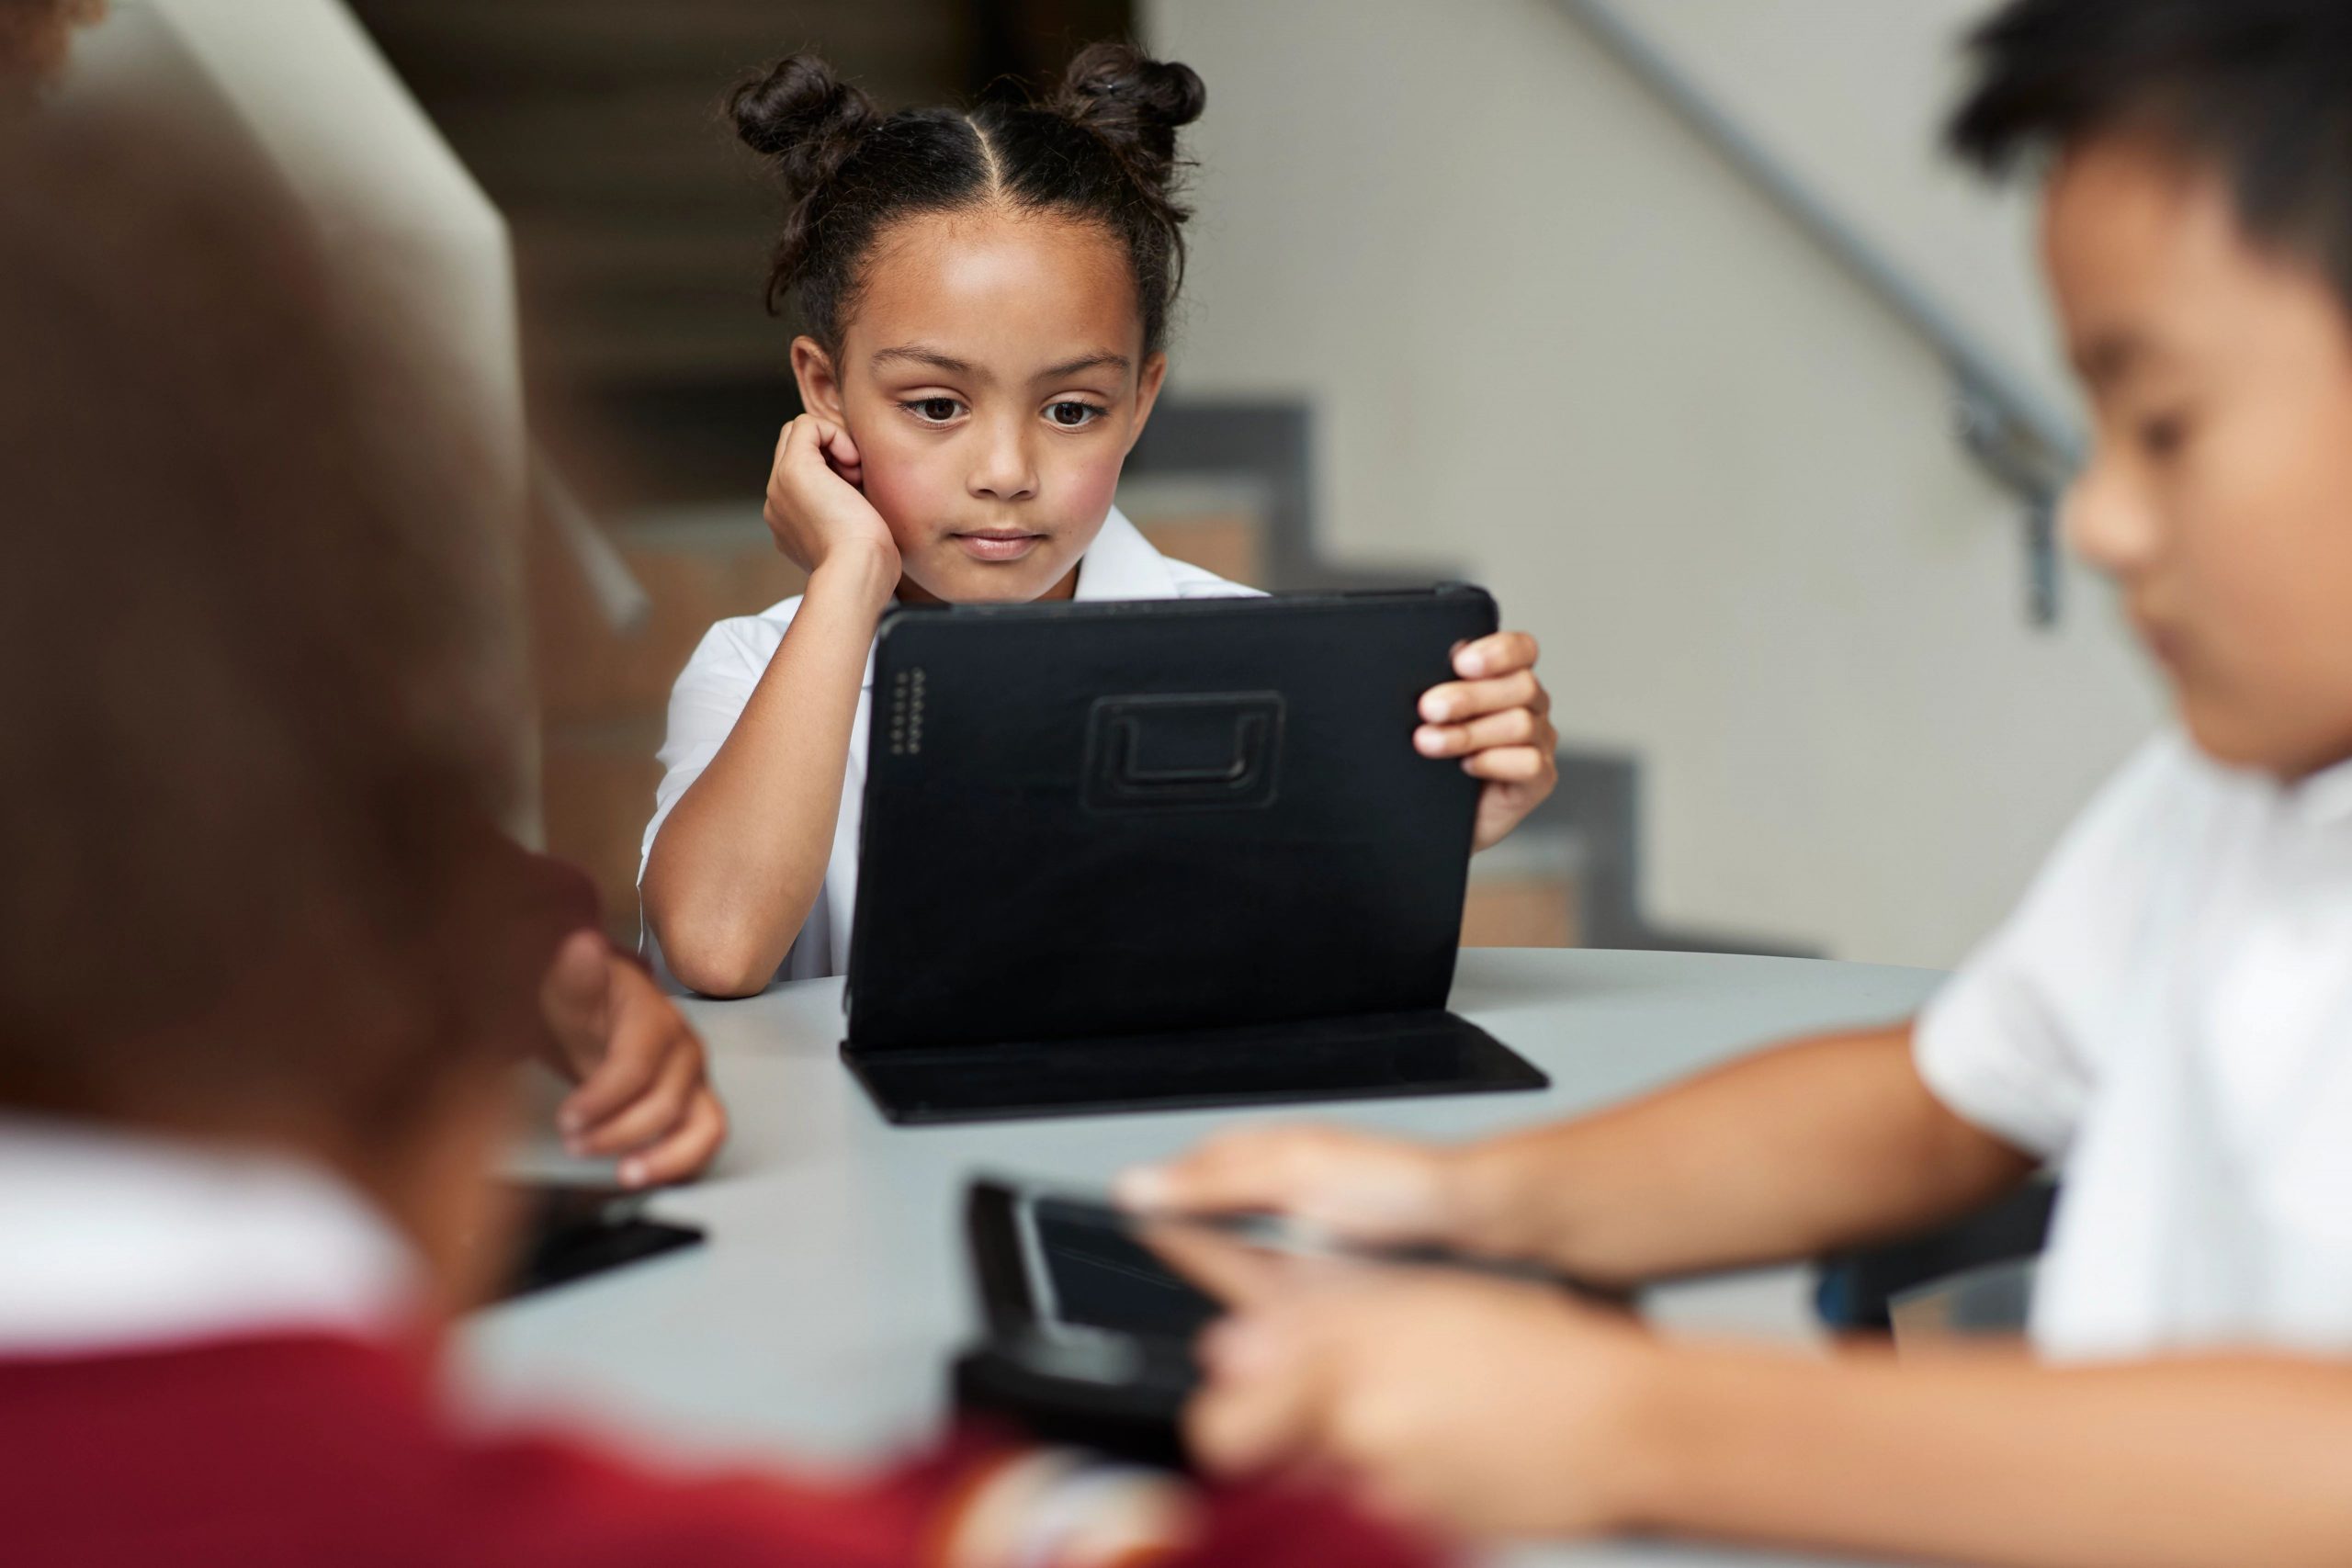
left=82, top=0, right=538, bottom=833
left=1145, top=0, right=2164, bottom=968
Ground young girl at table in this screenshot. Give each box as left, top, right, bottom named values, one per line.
left=639, top=44, right=1560, bottom=996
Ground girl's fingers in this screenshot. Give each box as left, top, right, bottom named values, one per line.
left=1453, top=630, right=1539, bottom=679
left=537, top=930, right=614, bottom=1082
left=1419, top=669, right=1540, bottom=725
left=1463, top=746, right=1550, bottom=783
left=556, top=973, right=673, bottom=1134
left=575, top=1041, right=705, bottom=1159
left=616, top=1086, right=728, bottom=1190
left=1416, top=706, right=1541, bottom=758
left=779, top=414, right=863, bottom=490
left=814, top=417, right=862, bottom=474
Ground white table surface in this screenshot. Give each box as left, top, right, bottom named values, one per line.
left=466, top=946, right=1945, bottom=1566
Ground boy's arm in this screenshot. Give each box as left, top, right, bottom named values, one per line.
left=1178, top=1261, right=2352, bottom=1567
left=1631, top=1339, right=2352, bottom=1568
left=1450, top=1022, right=2035, bottom=1282
left=1125, top=1023, right=2035, bottom=1283
left=640, top=544, right=896, bottom=997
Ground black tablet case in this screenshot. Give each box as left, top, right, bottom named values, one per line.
left=841, top=587, right=1548, bottom=1122
left=951, top=1179, right=1199, bottom=1468
left=949, top=1178, right=1634, bottom=1467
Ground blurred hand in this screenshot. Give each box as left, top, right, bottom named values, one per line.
left=1164, top=1229, right=1657, bottom=1542
left=945, top=1450, right=1201, bottom=1568
left=762, top=412, right=899, bottom=581
left=541, top=931, right=728, bottom=1188
left=1117, top=1124, right=1464, bottom=1248
left=1415, top=631, right=1558, bottom=852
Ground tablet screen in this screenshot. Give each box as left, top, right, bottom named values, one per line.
left=999, top=1185, right=1610, bottom=1349
left=1026, top=1195, right=1222, bottom=1343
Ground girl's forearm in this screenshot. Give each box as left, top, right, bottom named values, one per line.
left=642, top=550, right=896, bottom=995
left=1446, top=1026, right=2034, bottom=1282
left=1623, top=1341, right=2352, bottom=1568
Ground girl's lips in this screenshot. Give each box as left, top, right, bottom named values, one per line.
left=952, top=531, right=1045, bottom=563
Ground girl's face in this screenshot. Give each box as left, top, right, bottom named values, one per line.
left=792, top=208, right=1166, bottom=604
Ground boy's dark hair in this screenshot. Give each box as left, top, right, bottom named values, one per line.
left=729, top=41, right=1204, bottom=355
left=0, top=108, right=561, bottom=1144
left=1950, top=0, right=2352, bottom=310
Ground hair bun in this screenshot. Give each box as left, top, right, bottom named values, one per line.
left=729, top=53, right=876, bottom=189
left=1054, top=42, right=1205, bottom=190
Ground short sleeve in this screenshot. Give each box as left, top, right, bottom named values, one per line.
left=1913, top=737, right=2192, bottom=1160
left=637, top=615, right=781, bottom=886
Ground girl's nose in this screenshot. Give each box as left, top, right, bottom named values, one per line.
left=967, top=417, right=1038, bottom=502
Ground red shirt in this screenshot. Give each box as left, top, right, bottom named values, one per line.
left=0, top=1329, right=1441, bottom=1568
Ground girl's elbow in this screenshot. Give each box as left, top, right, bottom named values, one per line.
left=657, top=927, right=775, bottom=998
left=642, top=895, right=780, bottom=998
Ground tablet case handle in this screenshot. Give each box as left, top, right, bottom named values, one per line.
left=1084, top=692, right=1284, bottom=810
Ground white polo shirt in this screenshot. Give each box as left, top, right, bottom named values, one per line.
left=1915, top=732, right=2352, bottom=1359
left=639, top=507, right=1259, bottom=985
left=0, top=1114, right=418, bottom=1358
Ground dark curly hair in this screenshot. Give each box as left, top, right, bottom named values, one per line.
left=729, top=40, right=1204, bottom=356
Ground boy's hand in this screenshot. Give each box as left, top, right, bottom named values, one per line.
left=762, top=413, right=899, bottom=585
left=540, top=931, right=728, bottom=1188
left=1116, top=1125, right=1464, bottom=1249
left=1165, top=1231, right=1656, bottom=1542
left=1415, top=631, right=1558, bottom=852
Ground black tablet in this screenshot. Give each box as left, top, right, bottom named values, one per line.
left=952, top=1176, right=1617, bottom=1464
left=842, top=588, right=1550, bottom=1123
left=494, top=1182, right=704, bottom=1301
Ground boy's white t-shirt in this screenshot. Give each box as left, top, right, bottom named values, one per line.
left=1915, top=732, right=2352, bottom=1360
left=639, top=507, right=1259, bottom=985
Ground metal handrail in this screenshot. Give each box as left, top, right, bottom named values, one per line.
left=1558, top=0, right=2080, bottom=624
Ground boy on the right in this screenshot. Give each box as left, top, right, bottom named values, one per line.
left=1122, top=1, right=2352, bottom=1561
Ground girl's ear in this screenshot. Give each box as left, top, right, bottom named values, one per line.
left=790, top=335, right=847, bottom=422
left=1124, top=350, right=1170, bottom=456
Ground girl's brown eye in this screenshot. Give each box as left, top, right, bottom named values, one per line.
left=917, top=398, right=959, bottom=423
left=1048, top=401, right=1102, bottom=427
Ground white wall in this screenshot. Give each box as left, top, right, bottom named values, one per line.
left=74, top=0, right=542, bottom=835
left=1145, top=0, right=2164, bottom=968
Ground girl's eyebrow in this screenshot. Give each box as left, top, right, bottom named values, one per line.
left=870, top=344, right=978, bottom=378
left=866, top=344, right=1132, bottom=381
left=1035, top=351, right=1132, bottom=381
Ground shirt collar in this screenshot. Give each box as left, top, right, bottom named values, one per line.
left=0, top=1114, right=422, bottom=1357
left=1072, top=505, right=1183, bottom=602
left=859, top=505, right=1176, bottom=691
left=2290, top=750, right=2352, bottom=829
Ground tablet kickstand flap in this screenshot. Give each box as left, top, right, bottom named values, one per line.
left=842, top=1008, right=1546, bottom=1125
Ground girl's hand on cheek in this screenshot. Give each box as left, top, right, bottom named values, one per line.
left=763, top=412, right=899, bottom=591
left=1415, top=632, right=1559, bottom=852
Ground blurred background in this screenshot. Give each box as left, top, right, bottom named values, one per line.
left=86, top=0, right=2163, bottom=970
